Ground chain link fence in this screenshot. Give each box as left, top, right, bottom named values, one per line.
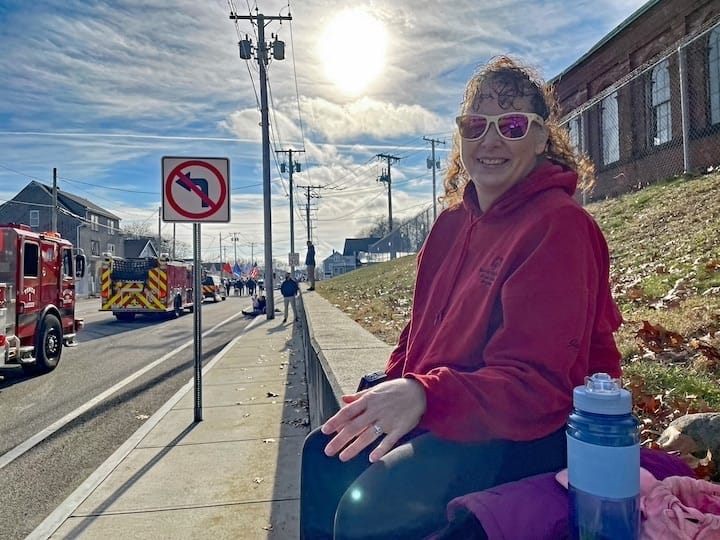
left=561, top=18, right=720, bottom=202
left=368, top=206, right=433, bottom=262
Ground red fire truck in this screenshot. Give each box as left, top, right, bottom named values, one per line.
left=100, top=254, right=194, bottom=321
left=0, top=224, right=86, bottom=374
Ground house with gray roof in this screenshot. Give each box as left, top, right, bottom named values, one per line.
left=0, top=180, right=129, bottom=296
left=123, top=238, right=158, bottom=259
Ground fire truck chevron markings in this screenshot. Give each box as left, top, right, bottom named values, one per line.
left=0, top=311, right=244, bottom=471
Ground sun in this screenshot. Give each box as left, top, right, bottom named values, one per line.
left=319, top=10, right=387, bottom=95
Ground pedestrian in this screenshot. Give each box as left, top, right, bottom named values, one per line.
left=305, top=240, right=316, bottom=291
left=299, top=55, right=623, bottom=540
left=280, top=272, right=299, bottom=323
left=241, top=294, right=264, bottom=317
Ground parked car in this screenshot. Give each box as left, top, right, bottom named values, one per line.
left=201, top=274, right=226, bottom=302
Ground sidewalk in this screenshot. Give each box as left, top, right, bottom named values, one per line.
left=29, top=314, right=309, bottom=540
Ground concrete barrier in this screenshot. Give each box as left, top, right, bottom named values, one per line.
left=299, top=291, right=394, bottom=429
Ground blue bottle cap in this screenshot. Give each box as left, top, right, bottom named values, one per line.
left=573, top=373, right=633, bottom=415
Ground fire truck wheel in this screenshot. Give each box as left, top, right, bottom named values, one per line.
left=35, top=314, right=63, bottom=372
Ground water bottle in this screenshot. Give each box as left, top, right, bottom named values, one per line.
left=567, top=373, right=640, bottom=540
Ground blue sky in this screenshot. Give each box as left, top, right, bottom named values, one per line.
left=0, top=0, right=649, bottom=264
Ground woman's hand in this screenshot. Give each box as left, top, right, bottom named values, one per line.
left=321, top=378, right=426, bottom=463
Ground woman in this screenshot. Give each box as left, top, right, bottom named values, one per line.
left=300, top=56, right=623, bottom=540
left=241, top=294, right=266, bottom=317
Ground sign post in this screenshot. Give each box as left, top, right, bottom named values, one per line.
left=162, top=156, right=230, bottom=422
left=192, top=222, right=202, bottom=422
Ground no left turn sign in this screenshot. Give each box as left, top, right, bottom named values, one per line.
left=162, top=156, right=230, bottom=223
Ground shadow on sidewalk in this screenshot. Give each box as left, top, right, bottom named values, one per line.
left=62, top=423, right=200, bottom=538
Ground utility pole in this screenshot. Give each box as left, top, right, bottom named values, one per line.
left=423, top=137, right=445, bottom=222
left=52, top=168, right=58, bottom=233
left=219, top=233, right=223, bottom=279
left=249, top=241, right=257, bottom=265
left=157, top=206, right=162, bottom=255
left=230, top=232, right=240, bottom=265
left=277, top=148, right=304, bottom=274
left=232, top=9, right=291, bottom=319
left=296, top=185, right=323, bottom=242
left=376, top=153, right=400, bottom=259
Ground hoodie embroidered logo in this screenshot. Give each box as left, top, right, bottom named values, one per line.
left=479, top=256, right=503, bottom=286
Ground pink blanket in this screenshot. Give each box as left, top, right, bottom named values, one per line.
left=640, top=475, right=720, bottom=539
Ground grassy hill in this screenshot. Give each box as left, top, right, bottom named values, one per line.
left=316, top=171, right=720, bottom=469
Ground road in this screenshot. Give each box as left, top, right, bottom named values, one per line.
left=0, top=293, right=263, bottom=540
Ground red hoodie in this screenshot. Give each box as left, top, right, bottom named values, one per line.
left=385, top=161, right=622, bottom=442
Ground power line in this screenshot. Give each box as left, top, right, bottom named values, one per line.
left=276, top=148, right=304, bottom=271
left=376, top=153, right=401, bottom=258
left=423, top=136, right=446, bottom=222
left=232, top=8, right=292, bottom=318
left=295, top=184, right=323, bottom=241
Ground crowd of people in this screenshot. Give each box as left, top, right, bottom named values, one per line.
left=235, top=269, right=305, bottom=321
left=224, top=276, right=261, bottom=297
left=229, top=240, right=317, bottom=320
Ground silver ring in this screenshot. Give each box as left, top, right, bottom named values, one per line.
left=372, top=424, right=383, bottom=436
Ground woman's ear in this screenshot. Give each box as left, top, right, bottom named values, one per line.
left=534, top=125, right=550, bottom=156
left=533, top=125, right=549, bottom=156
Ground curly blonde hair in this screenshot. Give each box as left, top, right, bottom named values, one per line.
left=441, top=55, right=595, bottom=207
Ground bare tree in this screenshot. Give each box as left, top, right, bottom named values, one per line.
left=122, top=222, right=190, bottom=259
left=359, top=215, right=390, bottom=238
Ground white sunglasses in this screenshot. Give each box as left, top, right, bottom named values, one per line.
left=455, top=112, right=544, bottom=141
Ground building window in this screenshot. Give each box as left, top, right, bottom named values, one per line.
left=106, top=243, right=115, bottom=255
left=108, top=219, right=115, bottom=235
left=29, top=210, right=40, bottom=228
left=601, top=91, right=620, bottom=165
left=650, top=60, right=671, bottom=145
left=91, top=240, right=100, bottom=256
left=90, top=215, right=99, bottom=231
left=568, top=114, right=584, bottom=153
left=710, top=26, right=720, bottom=125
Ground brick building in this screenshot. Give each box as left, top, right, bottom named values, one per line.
left=553, top=0, right=720, bottom=200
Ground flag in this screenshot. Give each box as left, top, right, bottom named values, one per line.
left=233, top=262, right=242, bottom=276
left=222, top=262, right=233, bottom=274
left=249, top=263, right=259, bottom=279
